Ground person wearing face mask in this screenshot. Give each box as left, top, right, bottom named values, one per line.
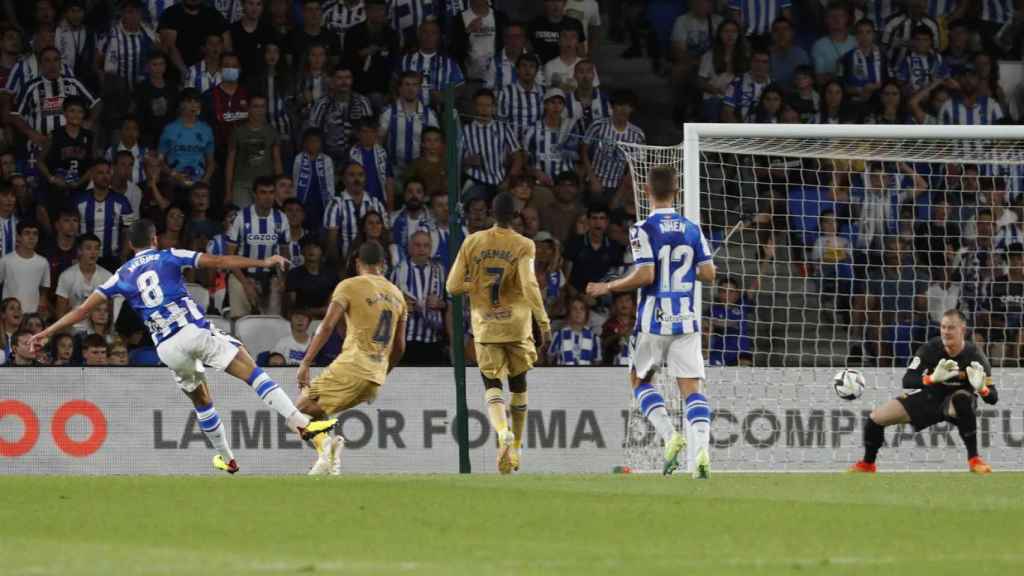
left=202, top=52, right=249, bottom=210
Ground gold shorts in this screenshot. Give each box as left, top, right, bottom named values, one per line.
left=474, top=339, right=537, bottom=380
left=308, top=367, right=380, bottom=414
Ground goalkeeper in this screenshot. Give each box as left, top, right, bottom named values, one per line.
left=851, top=309, right=999, bottom=475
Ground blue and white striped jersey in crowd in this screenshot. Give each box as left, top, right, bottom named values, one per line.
left=564, top=89, right=611, bottom=132
left=185, top=60, right=222, bottom=93
left=287, top=229, right=307, bottom=268
left=895, top=51, right=947, bottom=94
left=212, top=0, right=243, bottom=23
left=256, top=76, right=293, bottom=138
left=523, top=117, right=584, bottom=180
left=297, top=74, right=328, bottom=118
left=207, top=233, right=229, bottom=256
left=839, top=46, right=887, bottom=91
left=866, top=0, right=898, bottom=26
left=728, top=0, right=791, bottom=36
left=460, top=119, right=520, bottom=186
left=927, top=0, right=956, bottom=20
left=497, top=81, right=544, bottom=136
left=105, top=143, right=147, bottom=185
left=144, top=0, right=178, bottom=25
left=993, top=164, right=1024, bottom=204
left=323, top=0, right=366, bottom=46
left=722, top=72, right=770, bottom=121
left=389, top=207, right=434, bottom=250
left=995, top=222, right=1024, bottom=255
left=883, top=15, right=940, bottom=68
left=584, top=118, right=645, bottom=190
left=399, top=51, right=465, bottom=103
left=76, top=189, right=134, bottom=259
left=97, top=248, right=209, bottom=346
left=307, top=93, right=374, bottom=157
left=981, top=0, right=1013, bottom=23
left=390, top=0, right=438, bottom=41
left=390, top=259, right=445, bottom=343
left=349, top=143, right=392, bottom=206
left=938, top=97, right=1005, bottom=125
left=484, top=50, right=547, bottom=91
left=549, top=326, right=600, bottom=365
left=0, top=214, right=17, bottom=256
left=424, top=221, right=466, bottom=271
left=2, top=55, right=74, bottom=99
left=612, top=333, right=632, bottom=367
left=100, top=22, right=158, bottom=87
left=378, top=100, right=439, bottom=166
left=631, top=208, right=713, bottom=335
left=323, top=191, right=387, bottom=256
left=226, top=205, right=290, bottom=272
left=16, top=76, right=99, bottom=135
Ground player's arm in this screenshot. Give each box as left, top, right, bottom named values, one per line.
left=197, top=253, right=289, bottom=271
left=519, top=247, right=551, bottom=343
left=967, top=351, right=999, bottom=405
left=30, top=291, right=107, bottom=352
left=297, top=298, right=346, bottom=387
left=903, top=344, right=958, bottom=389
left=445, top=244, right=470, bottom=295
left=387, top=312, right=406, bottom=374
left=587, top=224, right=654, bottom=296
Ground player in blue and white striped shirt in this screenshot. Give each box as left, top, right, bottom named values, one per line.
left=31, top=218, right=337, bottom=475
left=582, top=89, right=645, bottom=200
left=378, top=71, right=440, bottom=169
left=587, top=165, right=716, bottom=478
left=398, top=19, right=463, bottom=105
left=225, top=176, right=290, bottom=318
left=390, top=230, right=446, bottom=363
left=461, top=88, right=523, bottom=188
left=729, top=0, right=792, bottom=37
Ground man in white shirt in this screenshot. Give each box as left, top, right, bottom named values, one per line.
left=544, top=28, right=599, bottom=92
left=0, top=221, right=51, bottom=315
left=54, top=233, right=113, bottom=329
left=272, top=308, right=311, bottom=365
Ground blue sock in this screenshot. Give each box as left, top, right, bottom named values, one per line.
left=635, top=383, right=675, bottom=442
left=195, top=403, right=233, bottom=461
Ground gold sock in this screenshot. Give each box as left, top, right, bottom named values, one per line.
left=509, top=392, right=527, bottom=449
left=485, top=387, right=509, bottom=434
left=312, top=433, right=330, bottom=454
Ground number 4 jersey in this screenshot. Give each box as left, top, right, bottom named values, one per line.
left=630, top=208, right=713, bottom=335
left=97, top=248, right=209, bottom=345
left=329, top=274, right=408, bottom=385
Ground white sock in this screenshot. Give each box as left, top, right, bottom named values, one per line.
left=249, top=370, right=312, bottom=430
left=647, top=405, right=676, bottom=443
left=692, top=421, right=710, bottom=455
left=686, top=421, right=696, bottom=473
left=206, top=423, right=234, bottom=462
left=195, top=405, right=234, bottom=462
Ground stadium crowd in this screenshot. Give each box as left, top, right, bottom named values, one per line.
left=0, top=0, right=1020, bottom=369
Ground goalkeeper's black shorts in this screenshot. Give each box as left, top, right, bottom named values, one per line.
left=897, top=388, right=976, bottom=432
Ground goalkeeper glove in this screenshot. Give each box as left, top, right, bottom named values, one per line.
left=927, top=358, right=959, bottom=384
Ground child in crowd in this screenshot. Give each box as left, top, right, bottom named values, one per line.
left=549, top=297, right=601, bottom=366
left=272, top=309, right=311, bottom=366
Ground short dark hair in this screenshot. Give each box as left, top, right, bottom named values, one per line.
left=611, top=89, right=638, bottom=108
left=492, top=192, right=518, bottom=225
left=114, top=149, right=135, bottom=164
left=855, top=18, right=875, bottom=30
left=282, top=197, right=304, bottom=210
left=252, top=175, right=276, bottom=193
left=421, top=126, right=443, bottom=142
left=82, top=333, right=108, bottom=351
left=358, top=240, right=385, bottom=266
left=11, top=329, right=32, bottom=348
left=16, top=220, right=39, bottom=235
left=912, top=25, right=934, bottom=38
left=397, top=70, right=423, bottom=83
left=75, top=233, right=101, bottom=250
left=62, top=95, right=87, bottom=111
left=649, top=166, right=677, bottom=201
left=587, top=203, right=609, bottom=217
left=473, top=88, right=496, bottom=102
left=942, top=308, right=967, bottom=324
left=556, top=170, right=578, bottom=185
left=57, top=206, right=80, bottom=221
left=302, top=127, right=324, bottom=141
left=128, top=219, right=157, bottom=250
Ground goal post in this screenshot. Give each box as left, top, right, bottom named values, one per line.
left=618, top=123, right=1024, bottom=472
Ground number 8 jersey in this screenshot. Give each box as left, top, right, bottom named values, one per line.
left=630, top=208, right=713, bottom=335
left=97, top=248, right=209, bottom=345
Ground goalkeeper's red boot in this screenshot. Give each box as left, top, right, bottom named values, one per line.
left=848, top=460, right=877, bottom=473
left=969, top=456, right=992, bottom=475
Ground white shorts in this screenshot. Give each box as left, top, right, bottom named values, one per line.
left=630, top=332, right=705, bottom=381
left=156, top=323, right=243, bottom=392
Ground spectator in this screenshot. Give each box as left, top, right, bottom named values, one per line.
left=159, top=0, right=229, bottom=80
left=404, top=127, right=447, bottom=197
left=134, top=52, right=178, bottom=148
left=839, top=19, right=887, bottom=113
left=285, top=237, right=339, bottom=318
left=937, top=64, right=1005, bottom=125
left=20, top=312, right=44, bottom=335
left=533, top=231, right=566, bottom=319
left=811, top=3, right=855, bottom=86
left=289, top=0, right=342, bottom=67
left=545, top=28, right=598, bottom=93
left=378, top=71, right=440, bottom=171
left=159, top=88, right=216, bottom=188
left=282, top=198, right=308, bottom=267
left=349, top=118, right=394, bottom=208
left=0, top=297, right=20, bottom=350
left=187, top=184, right=220, bottom=240
left=107, top=338, right=130, bottom=366
left=293, top=128, right=334, bottom=232
left=548, top=296, right=600, bottom=365
left=464, top=195, right=491, bottom=234
left=324, top=162, right=387, bottom=263
left=748, top=84, right=786, bottom=123
left=973, top=51, right=1008, bottom=113
left=914, top=197, right=961, bottom=268
left=105, top=116, right=147, bottom=186
left=38, top=96, right=95, bottom=215
left=41, top=207, right=79, bottom=283
left=342, top=0, right=399, bottom=103
left=390, top=179, right=433, bottom=251
left=524, top=88, right=584, bottom=186
left=274, top=174, right=295, bottom=206
left=247, top=42, right=294, bottom=151
left=452, top=0, right=507, bottom=86
left=767, top=17, right=808, bottom=91
left=398, top=19, right=465, bottom=108
left=225, top=176, right=289, bottom=318
left=272, top=308, right=311, bottom=365
left=908, top=75, right=952, bottom=124
left=811, top=209, right=855, bottom=316
left=203, top=51, right=249, bottom=168
left=0, top=180, right=16, bottom=256
left=582, top=89, right=645, bottom=203
left=344, top=210, right=401, bottom=276
left=157, top=204, right=189, bottom=249
left=81, top=333, right=108, bottom=366
left=882, top=0, right=939, bottom=69
left=942, top=20, right=974, bottom=76
left=484, top=21, right=534, bottom=91
left=600, top=291, right=634, bottom=366
left=497, top=53, right=545, bottom=138
left=7, top=330, right=40, bottom=366
left=295, top=43, right=330, bottom=119
left=225, top=93, right=282, bottom=208
left=542, top=171, right=584, bottom=245
left=10, top=46, right=98, bottom=150
left=461, top=88, right=523, bottom=198
left=983, top=244, right=1024, bottom=365
left=229, top=0, right=275, bottom=78
left=54, top=233, right=112, bottom=328
left=566, top=0, right=601, bottom=55
left=266, top=352, right=286, bottom=366
left=697, top=20, right=747, bottom=123
left=389, top=0, right=438, bottom=48
left=425, top=192, right=459, bottom=269
left=390, top=229, right=446, bottom=365
left=186, top=32, right=225, bottom=92
left=955, top=207, right=1000, bottom=314
left=307, top=66, right=373, bottom=163
left=49, top=332, right=75, bottom=365
left=566, top=203, right=623, bottom=301
left=0, top=221, right=50, bottom=315
left=112, top=150, right=143, bottom=224
left=564, top=59, right=609, bottom=132
left=520, top=206, right=542, bottom=239
left=813, top=79, right=852, bottom=123
left=75, top=160, right=133, bottom=268
left=531, top=0, right=586, bottom=63
left=721, top=48, right=772, bottom=122
left=865, top=79, right=910, bottom=124
left=895, top=26, right=947, bottom=96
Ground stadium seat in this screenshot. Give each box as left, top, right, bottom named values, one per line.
left=186, top=283, right=210, bottom=311
left=234, top=315, right=290, bottom=356
left=206, top=315, right=233, bottom=335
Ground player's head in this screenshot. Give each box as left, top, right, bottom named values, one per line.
left=492, top=192, right=518, bottom=227
left=356, top=240, right=386, bottom=275
left=647, top=165, right=677, bottom=203
left=939, top=308, right=968, bottom=350
left=128, top=219, right=158, bottom=252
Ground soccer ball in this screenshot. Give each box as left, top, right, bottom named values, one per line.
left=833, top=369, right=865, bottom=401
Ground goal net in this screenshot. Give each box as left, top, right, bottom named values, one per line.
left=617, top=124, right=1024, bottom=473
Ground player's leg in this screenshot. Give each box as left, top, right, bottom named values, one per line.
left=670, top=333, right=709, bottom=479
left=476, top=341, right=516, bottom=473
left=300, top=368, right=379, bottom=475
left=630, top=335, right=679, bottom=444
left=183, top=378, right=238, bottom=474
left=505, top=339, right=538, bottom=472
left=945, top=391, right=991, bottom=474
left=853, top=397, right=913, bottom=472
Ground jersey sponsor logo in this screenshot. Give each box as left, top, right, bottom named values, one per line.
left=42, top=96, right=63, bottom=113
left=246, top=233, right=280, bottom=242
left=221, top=111, right=249, bottom=122
left=655, top=308, right=695, bottom=324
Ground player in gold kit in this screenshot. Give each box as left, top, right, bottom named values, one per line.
left=296, top=241, right=408, bottom=475
left=447, top=192, right=551, bottom=474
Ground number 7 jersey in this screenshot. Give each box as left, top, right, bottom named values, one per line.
left=96, top=248, right=210, bottom=345
left=630, top=208, right=713, bottom=335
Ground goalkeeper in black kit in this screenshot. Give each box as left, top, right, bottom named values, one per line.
left=851, top=309, right=999, bottom=475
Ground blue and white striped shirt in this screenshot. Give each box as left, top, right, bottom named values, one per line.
left=101, top=22, right=158, bottom=87
left=323, top=191, right=387, bottom=256
left=0, top=214, right=17, bottom=256
left=76, top=189, right=134, bottom=259
left=723, top=72, right=770, bottom=121
left=307, top=92, right=374, bottom=159
left=226, top=205, right=290, bottom=271
left=839, top=46, right=886, bottom=93
left=349, top=144, right=392, bottom=206
left=207, top=233, right=229, bottom=256
left=728, top=0, right=791, bottom=36
left=927, top=0, right=956, bottom=20
left=389, top=207, right=434, bottom=251
left=213, top=0, right=243, bottom=23
left=460, top=119, right=520, bottom=186
left=390, top=0, right=438, bottom=42
left=105, top=143, right=147, bottom=185
left=895, top=51, right=947, bottom=93
left=390, top=259, right=445, bottom=343
left=584, top=118, right=646, bottom=190
left=144, top=0, right=178, bottom=26
left=257, top=75, right=293, bottom=138
left=399, top=51, right=464, bottom=103
left=981, top=0, right=1012, bottom=23
left=497, top=81, right=544, bottom=136
left=884, top=15, right=940, bottom=69
left=523, top=117, right=584, bottom=179
left=185, top=60, right=221, bottom=93
left=1, top=55, right=74, bottom=99
left=939, top=96, right=1005, bottom=125
left=564, top=89, right=611, bottom=132
left=631, top=208, right=713, bottom=335
left=866, top=0, right=898, bottom=26
left=378, top=100, right=439, bottom=167
left=549, top=326, right=600, bottom=365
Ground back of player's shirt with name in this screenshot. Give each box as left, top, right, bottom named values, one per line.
left=97, top=248, right=209, bottom=345
left=630, top=208, right=712, bottom=335
left=447, top=226, right=549, bottom=344
left=331, top=274, right=407, bottom=385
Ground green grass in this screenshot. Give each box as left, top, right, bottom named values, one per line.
left=1, top=474, right=1022, bottom=575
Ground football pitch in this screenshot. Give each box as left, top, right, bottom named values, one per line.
left=1, top=474, right=1022, bottom=576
